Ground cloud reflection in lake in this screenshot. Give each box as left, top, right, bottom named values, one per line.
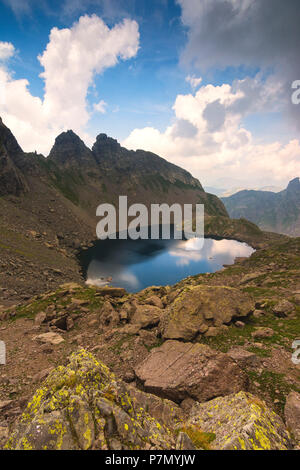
left=81, top=237, right=254, bottom=293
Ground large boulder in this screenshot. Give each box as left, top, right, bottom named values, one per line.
left=227, top=347, right=260, bottom=369
left=272, top=300, right=295, bottom=317
left=187, top=391, right=292, bottom=450
left=134, top=340, right=246, bottom=403
left=5, top=350, right=181, bottom=450
left=33, top=332, right=64, bottom=345
left=130, top=305, right=162, bottom=329
left=161, top=285, right=253, bottom=341
left=284, top=391, right=300, bottom=444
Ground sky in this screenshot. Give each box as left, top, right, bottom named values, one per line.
left=0, top=0, right=299, bottom=188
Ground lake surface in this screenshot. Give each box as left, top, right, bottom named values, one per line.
left=79, top=233, right=255, bottom=293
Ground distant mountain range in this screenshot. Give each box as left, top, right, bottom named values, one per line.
left=204, top=185, right=284, bottom=198
left=222, top=178, right=300, bottom=236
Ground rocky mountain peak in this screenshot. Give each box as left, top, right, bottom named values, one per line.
left=0, top=117, right=24, bottom=157
left=286, top=177, right=300, bottom=192
left=0, top=117, right=28, bottom=196
left=92, top=133, right=121, bottom=162
left=48, top=130, right=96, bottom=167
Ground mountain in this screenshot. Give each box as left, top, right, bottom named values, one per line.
left=46, top=130, right=227, bottom=217
left=222, top=178, right=300, bottom=236
left=0, top=118, right=232, bottom=302
left=0, top=117, right=227, bottom=216
left=0, top=117, right=28, bottom=196
left=205, top=185, right=284, bottom=198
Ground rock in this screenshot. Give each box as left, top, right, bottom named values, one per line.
left=187, top=391, right=292, bottom=450
left=66, top=316, right=74, bottom=331
left=144, top=295, right=164, bottom=309
left=138, top=329, right=157, bottom=347
left=135, top=340, right=246, bottom=403
left=238, top=272, right=263, bottom=285
left=204, top=326, right=227, bottom=337
left=121, top=324, right=141, bottom=335
left=0, top=400, right=12, bottom=410
left=51, top=315, right=69, bottom=331
left=95, top=287, right=127, bottom=298
left=70, top=298, right=88, bottom=307
left=272, top=300, right=295, bottom=317
left=235, top=321, right=245, bottom=328
left=227, top=347, right=260, bottom=368
left=6, top=350, right=178, bottom=450
left=39, top=344, right=54, bottom=354
left=119, top=309, right=128, bottom=322
left=34, top=311, right=47, bottom=326
left=180, top=398, right=196, bottom=413
left=176, top=432, right=196, bottom=450
left=99, top=301, right=119, bottom=328
left=161, top=285, right=253, bottom=341
left=127, top=387, right=184, bottom=430
left=33, top=368, right=53, bottom=383
left=0, top=426, right=9, bottom=448
left=122, top=371, right=135, bottom=383
left=131, top=305, right=162, bottom=329
left=33, top=332, right=64, bottom=346
left=253, top=309, right=265, bottom=318
left=284, top=391, right=300, bottom=443
left=251, top=328, right=274, bottom=339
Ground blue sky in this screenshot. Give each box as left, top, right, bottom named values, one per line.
left=0, top=0, right=299, bottom=187
left=0, top=0, right=188, bottom=138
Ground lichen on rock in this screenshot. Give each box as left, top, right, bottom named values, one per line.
left=5, top=349, right=178, bottom=450
left=187, top=391, right=293, bottom=450
left=161, top=285, right=253, bottom=341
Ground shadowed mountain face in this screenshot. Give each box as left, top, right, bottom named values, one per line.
left=48, top=130, right=97, bottom=169
left=0, top=119, right=228, bottom=221
left=222, top=178, right=300, bottom=236
left=0, top=118, right=28, bottom=196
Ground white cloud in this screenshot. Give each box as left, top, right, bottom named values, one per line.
left=123, top=79, right=300, bottom=186
left=186, top=75, right=202, bottom=89
left=0, top=15, right=139, bottom=154
left=93, top=99, right=107, bottom=114
left=0, top=42, right=15, bottom=61
left=177, top=0, right=300, bottom=131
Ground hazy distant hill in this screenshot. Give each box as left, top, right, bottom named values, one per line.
left=222, top=178, right=300, bottom=236
left=205, top=185, right=283, bottom=198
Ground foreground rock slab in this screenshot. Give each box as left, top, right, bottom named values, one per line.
left=161, top=285, right=253, bottom=341
left=135, top=340, right=246, bottom=403
left=33, top=332, right=64, bottom=345
left=187, top=391, right=292, bottom=450
left=5, top=350, right=181, bottom=450
left=284, top=391, right=300, bottom=444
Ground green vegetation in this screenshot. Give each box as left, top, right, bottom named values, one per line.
left=177, top=425, right=216, bottom=450
left=10, top=285, right=105, bottom=321
left=247, top=370, right=300, bottom=415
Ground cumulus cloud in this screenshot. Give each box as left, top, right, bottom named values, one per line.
left=123, top=79, right=300, bottom=186
left=177, top=0, right=300, bottom=129
left=93, top=99, right=107, bottom=114
left=0, top=15, right=139, bottom=154
left=0, top=42, right=15, bottom=61
left=186, top=75, right=202, bottom=89
left=123, top=2, right=300, bottom=187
